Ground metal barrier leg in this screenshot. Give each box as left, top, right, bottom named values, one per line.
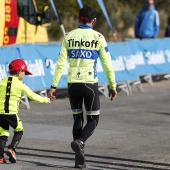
left=98, top=83, right=109, bottom=98
left=164, top=74, right=170, bottom=80
left=126, top=81, right=133, bottom=96
left=20, top=94, right=30, bottom=109
left=39, top=89, right=47, bottom=97
left=117, top=83, right=130, bottom=96
left=143, top=74, right=153, bottom=86
left=130, top=80, right=144, bottom=92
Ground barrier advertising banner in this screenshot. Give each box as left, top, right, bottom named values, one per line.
left=129, top=38, right=170, bottom=75
left=0, top=38, right=170, bottom=92
left=108, top=42, right=139, bottom=82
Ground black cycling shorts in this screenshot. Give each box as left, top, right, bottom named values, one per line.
left=0, top=114, right=23, bottom=137
left=68, top=83, right=100, bottom=115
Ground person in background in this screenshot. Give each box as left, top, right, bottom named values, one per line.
left=0, top=59, right=51, bottom=164
left=135, top=0, right=159, bottom=39
left=48, top=6, right=117, bottom=169
left=165, top=16, right=170, bottom=37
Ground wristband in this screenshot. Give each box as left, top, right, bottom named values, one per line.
left=51, top=85, right=56, bottom=89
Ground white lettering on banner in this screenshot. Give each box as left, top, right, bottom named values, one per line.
left=50, top=60, right=56, bottom=75
left=131, top=52, right=145, bottom=65
left=25, top=59, right=45, bottom=77
left=147, top=51, right=165, bottom=65
left=45, top=59, right=68, bottom=75
left=45, top=59, right=56, bottom=75
left=164, top=50, right=170, bottom=62
left=112, top=56, right=125, bottom=71
left=0, top=64, right=7, bottom=80
left=123, top=56, right=136, bottom=70
left=144, top=51, right=151, bottom=58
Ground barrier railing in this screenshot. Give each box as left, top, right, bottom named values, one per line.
left=0, top=38, right=170, bottom=108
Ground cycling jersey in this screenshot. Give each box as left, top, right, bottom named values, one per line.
left=51, top=24, right=116, bottom=90
left=0, top=76, right=48, bottom=114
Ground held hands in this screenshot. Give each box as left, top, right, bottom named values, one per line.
left=47, top=98, right=51, bottom=103
left=109, top=89, right=117, bottom=101
left=48, top=88, right=56, bottom=101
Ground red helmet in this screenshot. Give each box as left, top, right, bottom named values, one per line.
left=9, top=59, right=32, bottom=75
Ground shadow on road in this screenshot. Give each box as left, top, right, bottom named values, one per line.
left=17, top=147, right=170, bottom=170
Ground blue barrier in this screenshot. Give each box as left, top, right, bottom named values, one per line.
left=108, top=42, right=139, bottom=82
left=0, top=38, right=170, bottom=92
left=129, top=38, right=170, bottom=76
left=0, top=44, right=64, bottom=90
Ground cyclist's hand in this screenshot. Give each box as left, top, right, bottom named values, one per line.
left=109, top=89, right=117, bottom=101
left=48, top=88, right=56, bottom=101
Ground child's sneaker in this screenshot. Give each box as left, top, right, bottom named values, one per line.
left=0, top=157, right=6, bottom=163
left=6, top=148, right=17, bottom=163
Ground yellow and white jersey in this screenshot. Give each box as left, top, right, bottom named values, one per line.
left=52, top=24, right=116, bottom=90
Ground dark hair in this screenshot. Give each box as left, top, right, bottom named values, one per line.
left=79, top=6, right=97, bottom=24
left=8, top=64, right=16, bottom=75
left=9, top=71, right=18, bottom=75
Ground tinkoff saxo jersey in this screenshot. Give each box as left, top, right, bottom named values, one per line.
left=52, top=24, right=116, bottom=89
left=0, top=76, right=48, bottom=114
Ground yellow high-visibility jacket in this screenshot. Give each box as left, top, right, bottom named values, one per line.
left=0, top=76, right=48, bottom=114
left=51, top=24, right=116, bottom=90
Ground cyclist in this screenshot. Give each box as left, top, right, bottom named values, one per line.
left=48, top=6, right=117, bottom=169
left=0, top=59, right=51, bottom=163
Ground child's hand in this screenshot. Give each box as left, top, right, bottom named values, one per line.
left=47, top=98, right=51, bottom=103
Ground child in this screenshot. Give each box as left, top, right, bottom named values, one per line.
left=0, top=59, right=51, bottom=163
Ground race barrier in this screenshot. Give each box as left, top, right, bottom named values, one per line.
left=0, top=38, right=170, bottom=108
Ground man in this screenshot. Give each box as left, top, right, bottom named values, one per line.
left=135, top=0, right=159, bottom=39
left=48, top=6, right=117, bottom=169
left=165, top=17, right=170, bottom=37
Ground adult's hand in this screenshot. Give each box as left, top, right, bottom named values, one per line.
left=109, top=89, right=117, bottom=101
left=48, top=88, right=56, bottom=101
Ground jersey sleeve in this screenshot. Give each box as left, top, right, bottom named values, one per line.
left=99, top=35, right=116, bottom=90
left=51, top=36, right=68, bottom=88
left=22, top=83, right=48, bottom=103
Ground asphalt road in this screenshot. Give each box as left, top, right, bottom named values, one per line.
left=1, top=80, right=170, bottom=170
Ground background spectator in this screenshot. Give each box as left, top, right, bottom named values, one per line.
left=135, top=0, right=159, bottom=39
left=165, top=16, right=170, bottom=37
